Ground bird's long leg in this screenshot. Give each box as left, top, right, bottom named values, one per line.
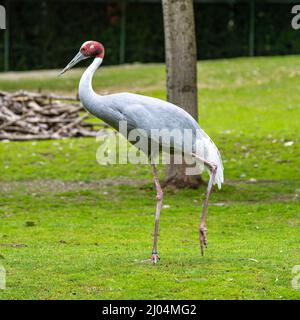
left=150, top=163, right=163, bottom=263
left=192, top=154, right=217, bottom=256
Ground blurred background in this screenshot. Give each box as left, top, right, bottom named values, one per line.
left=1, top=0, right=300, bottom=71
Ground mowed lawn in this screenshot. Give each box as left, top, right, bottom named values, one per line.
left=0, top=56, right=299, bottom=299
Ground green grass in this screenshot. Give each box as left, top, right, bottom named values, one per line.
left=0, top=56, right=299, bottom=299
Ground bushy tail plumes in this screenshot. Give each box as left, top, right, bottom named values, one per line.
left=196, top=131, right=224, bottom=189
left=209, top=145, right=224, bottom=189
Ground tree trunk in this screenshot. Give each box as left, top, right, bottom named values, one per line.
left=162, top=0, right=203, bottom=188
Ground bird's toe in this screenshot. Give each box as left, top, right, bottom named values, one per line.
left=151, top=253, right=160, bottom=264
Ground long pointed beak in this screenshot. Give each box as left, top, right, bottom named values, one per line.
left=58, top=52, right=87, bottom=76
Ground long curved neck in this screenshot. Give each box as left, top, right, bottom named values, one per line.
left=78, top=57, right=103, bottom=116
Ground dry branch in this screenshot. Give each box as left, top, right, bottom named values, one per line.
left=0, top=91, right=102, bottom=141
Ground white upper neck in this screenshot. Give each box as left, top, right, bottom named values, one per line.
left=78, top=57, right=103, bottom=115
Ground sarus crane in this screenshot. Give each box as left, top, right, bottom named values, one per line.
left=59, top=41, right=224, bottom=263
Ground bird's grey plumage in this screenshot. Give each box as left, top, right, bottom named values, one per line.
left=79, top=57, right=224, bottom=188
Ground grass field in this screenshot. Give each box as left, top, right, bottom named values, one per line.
left=0, top=56, right=299, bottom=299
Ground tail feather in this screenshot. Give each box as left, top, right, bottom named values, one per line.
left=205, top=138, right=224, bottom=189
left=196, top=131, right=224, bottom=189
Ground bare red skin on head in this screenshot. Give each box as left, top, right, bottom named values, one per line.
left=80, top=41, right=105, bottom=59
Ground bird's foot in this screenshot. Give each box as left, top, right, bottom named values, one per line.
left=151, top=252, right=160, bottom=264
left=141, top=252, right=160, bottom=264
left=199, top=225, right=208, bottom=256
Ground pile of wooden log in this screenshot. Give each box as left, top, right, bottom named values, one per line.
left=0, top=91, right=105, bottom=141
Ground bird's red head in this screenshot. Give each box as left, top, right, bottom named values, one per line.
left=80, top=41, right=105, bottom=59
left=59, top=40, right=105, bottom=76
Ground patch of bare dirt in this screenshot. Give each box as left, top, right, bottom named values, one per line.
left=0, top=177, right=148, bottom=195
left=225, top=179, right=279, bottom=185
left=0, top=69, right=80, bottom=79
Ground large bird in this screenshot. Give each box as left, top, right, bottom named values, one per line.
left=59, top=41, right=224, bottom=263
